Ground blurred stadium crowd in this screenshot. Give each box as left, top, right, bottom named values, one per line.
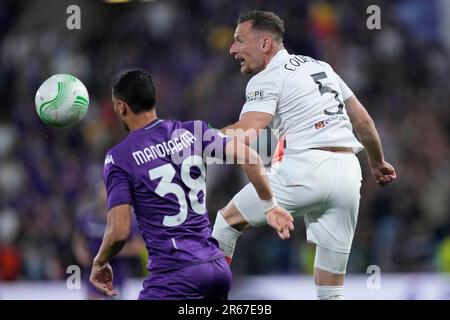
left=0, top=0, right=449, bottom=282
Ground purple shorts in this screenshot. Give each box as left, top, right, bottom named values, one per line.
left=138, top=258, right=232, bottom=300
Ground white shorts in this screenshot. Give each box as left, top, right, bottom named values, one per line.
left=233, top=149, right=362, bottom=254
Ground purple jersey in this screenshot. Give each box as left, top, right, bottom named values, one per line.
left=103, top=119, right=229, bottom=272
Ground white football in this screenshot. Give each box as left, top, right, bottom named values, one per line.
left=35, top=74, right=89, bottom=128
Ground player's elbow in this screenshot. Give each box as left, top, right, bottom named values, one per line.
left=238, top=142, right=261, bottom=165
left=246, top=147, right=261, bottom=166
left=226, top=139, right=263, bottom=167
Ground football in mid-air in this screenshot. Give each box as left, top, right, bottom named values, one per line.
left=35, top=74, right=89, bottom=128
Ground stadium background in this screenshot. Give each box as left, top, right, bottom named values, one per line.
left=0, top=0, right=449, bottom=299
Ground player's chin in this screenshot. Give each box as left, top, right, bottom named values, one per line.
left=240, top=65, right=253, bottom=75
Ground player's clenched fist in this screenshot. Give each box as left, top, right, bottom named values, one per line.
left=371, top=160, right=397, bottom=187
left=266, top=206, right=294, bottom=240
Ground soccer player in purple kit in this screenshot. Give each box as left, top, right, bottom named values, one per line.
left=89, top=70, right=294, bottom=300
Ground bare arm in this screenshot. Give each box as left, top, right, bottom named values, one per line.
left=225, top=139, right=273, bottom=200
left=90, top=204, right=132, bottom=297
left=345, top=95, right=384, bottom=164
left=345, top=95, right=397, bottom=186
left=94, top=204, right=132, bottom=264
left=222, top=111, right=273, bottom=145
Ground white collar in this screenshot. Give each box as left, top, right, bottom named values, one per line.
left=267, top=49, right=289, bottom=67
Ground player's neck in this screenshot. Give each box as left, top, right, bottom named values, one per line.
left=128, top=111, right=158, bottom=131
left=263, top=45, right=284, bottom=70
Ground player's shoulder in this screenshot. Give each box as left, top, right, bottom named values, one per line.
left=178, top=119, right=208, bottom=132
left=179, top=119, right=204, bottom=127
left=247, top=51, right=332, bottom=88
left=313, top=58, right=335, bottom=72
left=103, top=134, right=133, bottom=169
left=157, top=119, right=207, bottom=143
left=247, top=67, right=283, bottom=92
left=102, top=142, right=132, bottom=181
left=154, top=118, right=205, bottom=131
left=103, top=143, right=122, bottom=168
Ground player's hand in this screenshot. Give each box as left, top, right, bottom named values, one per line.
left=371, top=160, right=397, bottom=187
left=89, top=260, right=118, bottom=297
left=266, top=205, right=294, bottom=240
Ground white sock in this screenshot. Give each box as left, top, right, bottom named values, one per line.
left=211, top=212, right=242, bottom=259
left=316, top=285, right=344, bottom=300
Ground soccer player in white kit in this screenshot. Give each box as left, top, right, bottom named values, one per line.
left=212, top=11, right=397, bottom=300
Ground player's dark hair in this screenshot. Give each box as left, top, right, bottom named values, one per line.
left=112, top=69, right=156, bottom=113
left=237, top=10, right=284, bottom=42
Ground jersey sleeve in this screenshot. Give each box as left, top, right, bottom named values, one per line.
left=240, top=74, right=280, bottom=117
left=103, top=152, right=132, bottom=211
left=201, top=121, right=230, bottom=161
left=337, top=74, right=354, bottom=101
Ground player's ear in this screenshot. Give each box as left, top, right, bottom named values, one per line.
left=118, top=100, right=127, bottom=116
left=261, top=37, right=272, bottom=53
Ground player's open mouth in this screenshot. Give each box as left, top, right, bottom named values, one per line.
left=237, top=58, right=245, bottom=66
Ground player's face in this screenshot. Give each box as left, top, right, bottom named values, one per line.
left=112, top=95, right=130, bottom=132
left=230, top=21, right=266, bottom=75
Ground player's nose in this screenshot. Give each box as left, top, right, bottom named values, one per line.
left=229, top=43, right=238, bottom=56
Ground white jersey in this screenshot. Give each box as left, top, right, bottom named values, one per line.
left=240, top=49, right=364, bottom=153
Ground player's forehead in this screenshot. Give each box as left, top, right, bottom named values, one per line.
left=234, top=21, right=254, bottom=39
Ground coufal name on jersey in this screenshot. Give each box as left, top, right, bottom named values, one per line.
left=132, top=131, right=197, bottom=166
left=284, top=55, right=320, bottom=71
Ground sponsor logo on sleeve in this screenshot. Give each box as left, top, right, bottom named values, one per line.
left=246, top=90, right=264, bottom=102
left=104, top=154, right=115, bottom=165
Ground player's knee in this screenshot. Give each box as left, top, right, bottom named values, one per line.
left=314, top=267, right=345, bottom=286
left=212, top=211, right=242, bottom=259
left=220, top=200, right=251, bottom=232
left=313, top=246, right=347, bottom=299
left=313, top=245, right=348, bottom=285
left=212, top=211, right=240, bottom=237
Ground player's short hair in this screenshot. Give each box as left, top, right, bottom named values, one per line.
left=237, top=10, right=284, bottom=42
left=112, top=69, right=156, bottom=113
